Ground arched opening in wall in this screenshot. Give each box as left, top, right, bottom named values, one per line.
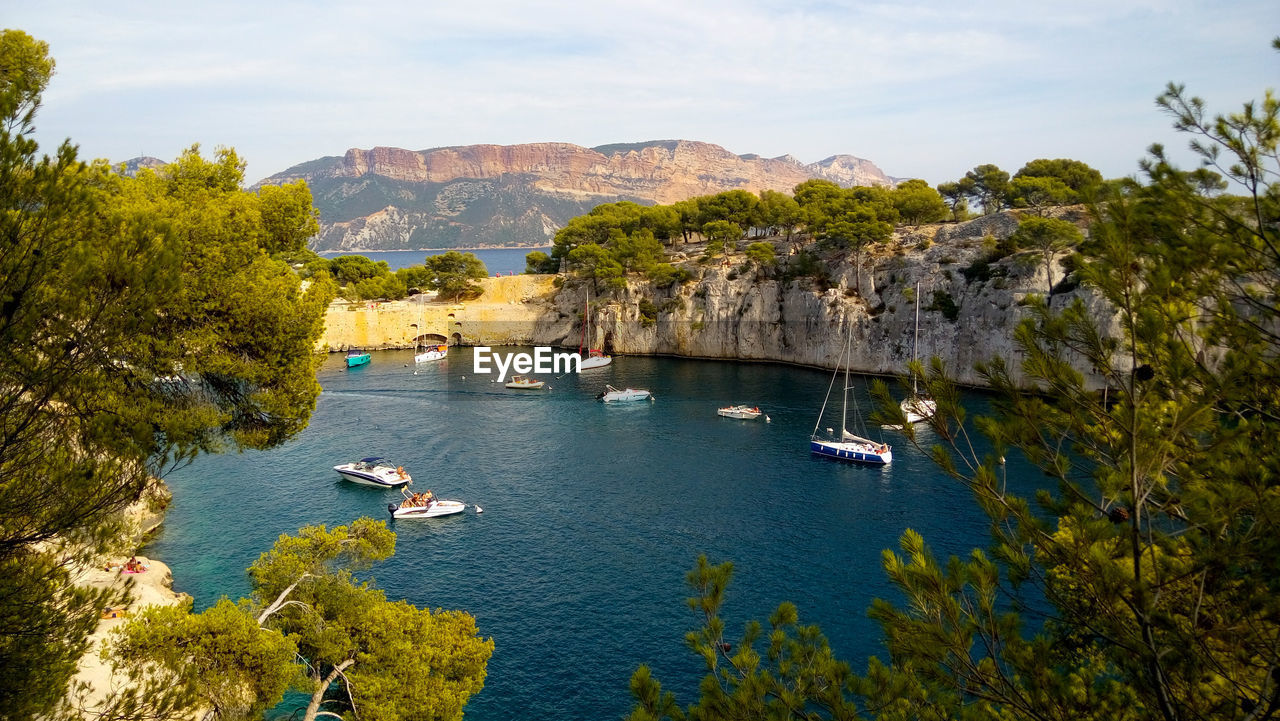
left=604, top=331, right=615, bottom=353
left=451, top=332, right=463, bottom=346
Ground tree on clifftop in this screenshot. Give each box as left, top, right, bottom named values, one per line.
left=0, top=30, right=333, bottom=718
left=423, top=250, right=488, bottom=301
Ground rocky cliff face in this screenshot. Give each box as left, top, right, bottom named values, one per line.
left=523, top=209, right=1103, bottom=388
left=259, top=140, right=894, bottom=252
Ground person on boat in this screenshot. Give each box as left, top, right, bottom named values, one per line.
left=424, top=490, right=434, bottom=504
left=396, top=466, right=407, bottom=479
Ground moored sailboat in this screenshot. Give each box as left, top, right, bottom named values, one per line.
left=810, top=326, right=892, bottom=465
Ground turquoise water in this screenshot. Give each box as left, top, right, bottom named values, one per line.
left=318, top=247, right=548, bottom=275
left=148, top=349, right=1041, bottom=720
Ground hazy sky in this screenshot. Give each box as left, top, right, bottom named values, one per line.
left=7, top=1, right=1278, bottom=185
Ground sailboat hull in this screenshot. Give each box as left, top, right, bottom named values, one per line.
left=810, top=439, right=892, bottom=465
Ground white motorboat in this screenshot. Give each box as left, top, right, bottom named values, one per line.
left=899, top=281, right=936, bottom=423
left=387, top=489, right=467, bottom=519
left=810, top=327, right=892, bottom=465
left=597, top=385, right=651, bottom=403
left=578, top=290, right=612, bottom=369
left=334, top=457, right=412, bottom=487
left=505, top=375, right=545, bottom=389
left=718, top=405, right=763, bottom=419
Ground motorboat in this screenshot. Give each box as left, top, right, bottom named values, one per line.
left=810, top=326, right=892, bottom=465
left=388, top=489, right=467, bottom=519
left=597, top=385, right=652, bottom=403
left=505, top=375, right=545, bottom=389
left=333, top=457, right=411, bottom=487
left=718, top=405, right=763, bottom=419
left=345, top=349, right=371, bottom=368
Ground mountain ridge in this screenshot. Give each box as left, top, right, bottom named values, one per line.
left=258, top=139, right=896, bottom=251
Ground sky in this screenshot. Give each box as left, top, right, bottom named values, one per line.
left=6, top=1, right=1278, bottom=186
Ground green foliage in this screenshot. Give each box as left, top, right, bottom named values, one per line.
left=1007, top=175, right=1075, bottom=215
left=638, top=298, right=658, bottom=327
left=780, top=250, right=830, bottom=286
left=329, top=254, right=390, bottom=285
left=107, top=599, right=297, bottom=720
left=963, top=163, right=1011, bottom=214
left=935, top=179, right=973, bottom=221
left=423, top=250, right=488, bottom=301
left=1014, top=157, right=1104, bottom=199
left=756, top=189, right=802, bottom=238
left=525, top=250, right=557, bottom=274
left=1007, top=216, right=1085, bottom=296
left=865, top=58, right=1280, bottom=721
left=743, top=242, right=777, bottom=269
left=0, top=31, right=333, bottom=718
left=889, top=178, right=949, bottom=225
left=701, top=220, right=741, bottom=256
left=924, top=289, right=959, bottom=321
left=113, top=520, right=492, bottom=721
left=257, top=180, right=320, bottom=254
left=628, top=556, right=860, bottom=721
left=567, top=242, right=626, bottom=292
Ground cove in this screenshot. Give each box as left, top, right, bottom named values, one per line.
left=147, top=348, right=1045, bottom=720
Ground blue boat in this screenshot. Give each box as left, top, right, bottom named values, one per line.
left=810, top=327, right=891, bottom=465
left=345, top=349, right=371, bottom=368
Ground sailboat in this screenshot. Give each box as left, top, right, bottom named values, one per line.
left=810, top=325, right=892, bottom=465
left=413, top=294, right=447, bottom=364
left=578, top=289, right=612, bottom=370
left=900, top=281, right=936, bottom=423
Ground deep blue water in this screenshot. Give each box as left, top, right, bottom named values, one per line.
left=147, top=349, right=1042, bottom=720
left=318, top=247, right=549, bottom=276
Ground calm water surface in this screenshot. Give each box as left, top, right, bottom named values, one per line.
left=149, top=350, right=1042, bottom=720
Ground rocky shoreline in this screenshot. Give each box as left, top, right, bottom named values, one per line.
left=321, top=209, right=1103, bottom=390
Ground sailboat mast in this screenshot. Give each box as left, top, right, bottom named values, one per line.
left=912, top=281, right=921, bottom=395
left=580, top=290, right=589, bottom=354
left=841, top=326, right=850, bottom=436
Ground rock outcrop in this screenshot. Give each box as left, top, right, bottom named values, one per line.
left=259, top=140, right=894, bottom=252
left=320, top=210, right=1104, bottom=389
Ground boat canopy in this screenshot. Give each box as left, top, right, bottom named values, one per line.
left=359, top=456, right=384, bottom=463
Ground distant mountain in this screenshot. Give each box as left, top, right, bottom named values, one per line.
left=257, top=140, right=895, bottom=252
left=117, top=156, right=166, bottom=177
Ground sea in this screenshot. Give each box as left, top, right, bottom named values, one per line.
left=147, top=348, right=1044, bottom=720
left=317, top=247, right=548, bottom=276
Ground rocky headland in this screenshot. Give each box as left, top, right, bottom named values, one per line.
left=322, top=208, right=1105, bottom=389
left=258, top=140, right=894, bottom=252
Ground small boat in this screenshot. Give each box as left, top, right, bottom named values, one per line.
left=412, top=296, right=448, bottom=364
left=505, top=375, right=545, bottom=389
left=333, top=457, right=411, bottom=487
left=718, top=405, right=763, bottom=419
left=578, top=290, right=612, bottom=370
left=345, top=349, right=371, bottom=368
left=899, top=281, right=936, bottom=423
left=597, top=385, right=652, bottom=403
left=388, top=488, right=467, bottom=519
left=810, top=326, right=892, bottom=465
left=415, top=343, right=447, bottom=364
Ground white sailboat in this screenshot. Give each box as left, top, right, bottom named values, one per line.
left=414, top=294, right=447, bottom=364
left=578, top=289, right=612, bottom=370
left=900, top=281, right=936, bottom=423
left=810, top=326, right=892, bottom=465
